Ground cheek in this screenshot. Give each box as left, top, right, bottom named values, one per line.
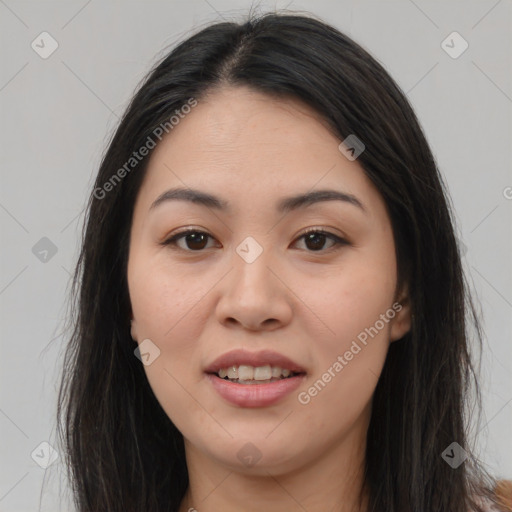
left=129, top=254, right=205, bottom=341
left=301, top=252, right=397, bottom=350
left=294, top=252, right=396, bottom=418
left=128, top=259, right=210, bottom=431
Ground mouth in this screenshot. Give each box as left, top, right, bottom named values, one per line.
left=204, top=349, right=307, bottom=407
left=212, top=364, right=304, bottom=385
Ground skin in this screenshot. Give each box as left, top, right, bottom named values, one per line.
left=127, top=85, right=411, bottom=512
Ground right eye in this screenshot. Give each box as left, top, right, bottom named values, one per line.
left=161, top=229, right=219, bottom=251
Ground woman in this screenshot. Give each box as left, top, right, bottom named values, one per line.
left=57, top=11, right=510, bottom=512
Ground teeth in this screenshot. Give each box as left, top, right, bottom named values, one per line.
left=238, top=365, right=254, bottom=380
left=216, top=365, right=298, bottom=381
left=271, top=366, right=282, bottom=378
left=254, top=365, right=272, bottom=380
left=227, top=366, right=238, bottom=379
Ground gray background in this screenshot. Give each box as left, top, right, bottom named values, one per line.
left=0, top=1, right=511, bottom=510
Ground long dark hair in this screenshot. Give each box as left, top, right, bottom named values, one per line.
left=57, top=11, right=500, bottom=512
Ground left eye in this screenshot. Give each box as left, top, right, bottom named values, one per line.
left=294, top=229, right=348, bottom=252
left=161, top=229, right=348, bottom=253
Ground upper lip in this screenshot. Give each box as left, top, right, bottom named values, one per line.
left=205, top=349, right=306, bottom=374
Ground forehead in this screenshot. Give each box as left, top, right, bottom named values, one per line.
left=135, top=86, right=383, bottom=217
left=189, top=86, right=337, bottom=147
left=147, top=86, right=344, bottom=169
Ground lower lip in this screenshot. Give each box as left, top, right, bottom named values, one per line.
left=206, top=373, right=305, bottom=408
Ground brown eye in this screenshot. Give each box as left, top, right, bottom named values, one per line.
left=162, top=230, right=216, bottom=251
left=294, top=229, right=348, bottom=252
left=161, top=228, right=348, bottom=254
left=303, top=232, right=329, bottom=251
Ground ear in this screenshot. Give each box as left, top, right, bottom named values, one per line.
left=389, top=284, right=412, bottom=342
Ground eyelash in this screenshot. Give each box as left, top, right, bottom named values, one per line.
left=160, top=227, right=349, bottom=254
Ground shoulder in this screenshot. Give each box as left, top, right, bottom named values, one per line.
left=472, top=480, right=512, bottom=512
left=471, top=495, right=504, bottom=512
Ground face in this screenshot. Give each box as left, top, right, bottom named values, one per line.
left=127, top=85, right=411, bottom=475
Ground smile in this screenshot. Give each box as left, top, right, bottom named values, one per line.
left=216, top=364, right=300, bottom=384
left=204, top=349, right=307, bottom=407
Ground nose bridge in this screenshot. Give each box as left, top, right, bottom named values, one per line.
left=215, top=234, right=292, bottom=330
left=231, top=234, right=276, bottom=298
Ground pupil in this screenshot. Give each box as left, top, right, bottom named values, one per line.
left=187, top=233, right=207, bottom=250
left=306, top=232, right=325, bottom=251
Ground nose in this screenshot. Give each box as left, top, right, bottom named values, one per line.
left=214, top=245, right=293, bottom=332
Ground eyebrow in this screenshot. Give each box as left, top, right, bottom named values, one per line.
left=149, top=187, right=366, bottom=214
